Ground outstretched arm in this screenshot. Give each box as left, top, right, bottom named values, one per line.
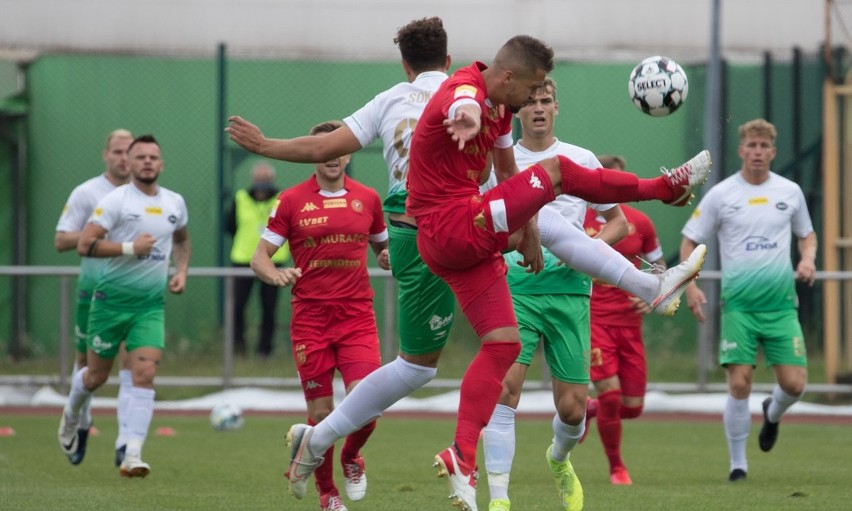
left=443, top=104, right=481, bottom=151
left=226, top=116, right=362, bottom=163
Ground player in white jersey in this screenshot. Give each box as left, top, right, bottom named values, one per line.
left=226, top=17, right=457, bottom=499
left=680, top=118, right=816, bottom=482
left=479, top=77, right=628, bottom=511
left=58, top=134, right=191, bottom=479
left=54, top=128, right=135, bottom=466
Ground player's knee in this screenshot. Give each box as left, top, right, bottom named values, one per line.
left=85, top=369, right=110, bottom=390
left=310, top=408, right=332, bottom=424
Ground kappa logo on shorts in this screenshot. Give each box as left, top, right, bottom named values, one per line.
left=529, top=174, right=543, bottom=190
left=305, top=380, right=322, bottom=390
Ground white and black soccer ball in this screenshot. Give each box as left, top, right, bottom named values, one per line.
left=210, top=403, right=244, bottom=431
left=628, top=56, right=688, bottom=117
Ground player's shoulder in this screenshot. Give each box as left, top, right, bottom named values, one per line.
left=69, top=173, right=108, bottom=196
left=553, top=141, right=597, bottom=165
left=346, top=177, right=380, bottom=197
left=156, top=185, right=186, bottom=203
left=766, top=171, right=803, bottom=191
left=622, top=203, right=651, bottom=222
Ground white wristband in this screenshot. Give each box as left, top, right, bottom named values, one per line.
left=122, top=242, right=134, bottom=256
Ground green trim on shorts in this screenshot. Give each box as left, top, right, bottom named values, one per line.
left=389, top=224, right=457, bottom=356
left=719, top=309, right=807, bottom=367
left=87, top=302, right=165, bottom=359
left=513, top=293, right=590, bottom=384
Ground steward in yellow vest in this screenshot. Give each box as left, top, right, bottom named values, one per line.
left=226, top=163, right=289, bottom=357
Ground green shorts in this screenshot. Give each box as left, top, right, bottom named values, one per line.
left=87, top=302, right=165, bottom=359
left=513, top=293, right=590, bottom=384
left=720, top=309, right=807, bottom=367
left=74, top=287, right=93, bottom=354
left=389, top=224, right=457, bottom=356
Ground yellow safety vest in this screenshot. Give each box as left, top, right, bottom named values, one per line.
left=230, top=189, right=289, bottom=264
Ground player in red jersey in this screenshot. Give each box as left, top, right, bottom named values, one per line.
left=251, top=121, right=389, bottom=511
left=404, top=36, right=708, bottom=511
left=284, top=36, right=710, bottom=511
left=582, top=155, right=665, bottom=486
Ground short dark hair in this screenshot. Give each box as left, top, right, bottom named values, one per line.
left=309, top=120, right=344, bottom=136
left=498, top=35, right=554, bottom=76
left=128, top=134, right=159, bottom=153
left=597, top=155, right=627, bottom=170
left=394, top=17, right=448, bottom=73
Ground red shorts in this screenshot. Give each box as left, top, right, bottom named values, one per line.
left=589, top=322, right=647, bottom=397
left=290, top=299, right=381, bottom=400
left=415, top=166, right=556, bottom=336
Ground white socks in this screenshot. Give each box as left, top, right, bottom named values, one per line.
left=484, top=404, right=517, bottom=501
left=536, top=205, right=659, bottom=302
left=550, top=412, right=584, bottom=462
left=125, top=386, right=155, bottom=460
left=310, top=356, right=437, bottom=454
left=767, top=385, right=802, bottom=423
left=117, top=369, right=133, bottom=449
left=67, top=367, right=93, bottom=425
left=724, top=396, right=750, bottom=472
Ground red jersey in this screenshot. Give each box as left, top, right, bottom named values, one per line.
left=584, top=204, right=662, bottom=327
left=266, top=175, right=386, bottom=302
left=406, top=62, right=514, bottom=217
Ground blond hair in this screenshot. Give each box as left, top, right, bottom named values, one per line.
left=105, top=128, right=133, bottom=149
left=738, top=118, right=777, bottom=144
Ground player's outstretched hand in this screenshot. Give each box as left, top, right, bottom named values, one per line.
left=443, top=108, right=480, bottom=151
left=225, top=116, right=266, bottom=154
left=272, top=267, right=302, bottom=287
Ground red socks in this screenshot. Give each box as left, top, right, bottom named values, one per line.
left=596, top=389, right=624, bottom=470
left=557, top=155, right=672, bottom=203
left=341, top=420, right=377, bottom=462
left=309, top=418, right=336, bottom=495
left=455, top=341, right=521, bottom=464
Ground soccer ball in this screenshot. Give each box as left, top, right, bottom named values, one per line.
left=628, top=56, right=688, bottom=117
left=209, top=403, right=244, bottom=431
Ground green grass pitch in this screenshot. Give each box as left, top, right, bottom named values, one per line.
left=1, top=411, right=850, bottom=510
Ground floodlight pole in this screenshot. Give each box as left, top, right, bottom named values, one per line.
left=698, top=0, right=723, bottom=391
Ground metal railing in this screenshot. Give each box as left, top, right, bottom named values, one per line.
left=2, top=266, right=852, bottom=395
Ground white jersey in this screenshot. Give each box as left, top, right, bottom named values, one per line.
left=55, top=174, right=120, bottom=289
left=89, top=182, right=189, bottom=310
left=343, top=70, right=448, bottom=214
left=682, top=171, right=814, bottom=312
left=481, top=138, right=616, bottom=228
